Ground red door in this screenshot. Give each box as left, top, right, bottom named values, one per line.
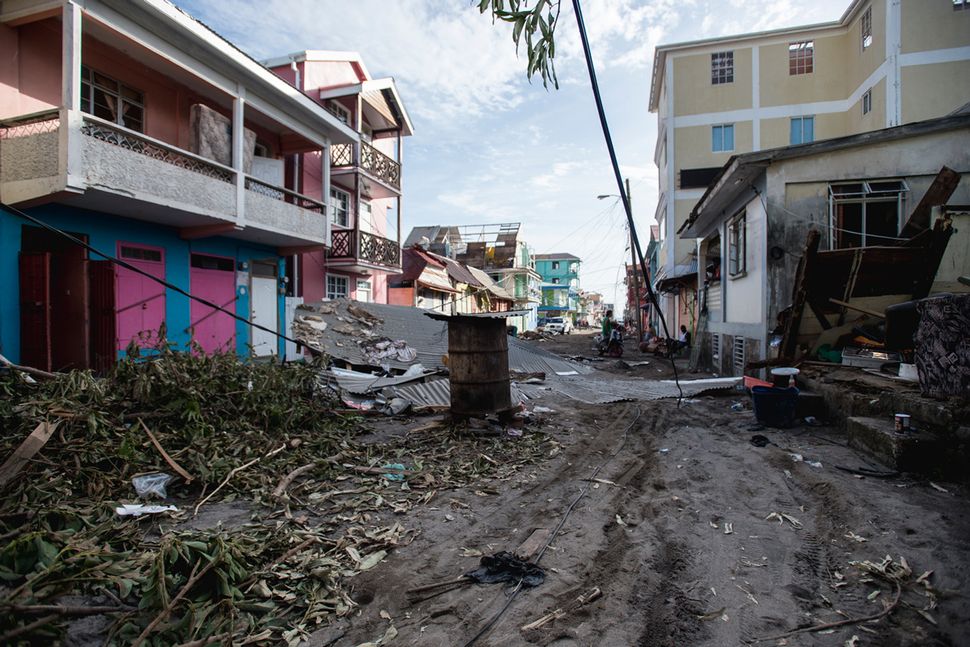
left=18, top=252, right=52, bottom=371
left=115, top=243, right=166, bottom=353
left=189, top=254, right=236, bottom=354
left=90, top=261, right=117, bottom=373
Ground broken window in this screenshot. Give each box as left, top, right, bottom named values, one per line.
left=829, top=180, right=908, bottom=248
left=861, top=7, right=873, bottom=50
left=80, top=66, right=144, bottom=132
left=728, top=213, right=746, bottom=277
left=711, top=51, right=734, bottom=85
left=788, top=41, right=814, bottom=75
left=326, top=274, right=348, bottom=299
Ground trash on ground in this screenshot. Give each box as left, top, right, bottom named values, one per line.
left=464, top=551, right=545, bottom=587
left=115, top=504, right=179, bottom=517
left=765, top=512, right=803, bottom=529
left=132, top=472, right=175, bottom=499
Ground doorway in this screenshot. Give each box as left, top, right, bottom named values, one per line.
left=250, top=260, right=278, bottom=356
left=189, top=253, right=236, bottom=354
left=19, top=226, right=90, bottom=371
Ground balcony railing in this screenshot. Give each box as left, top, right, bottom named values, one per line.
left=328, top=229, right=401, bottom=268
left=0, top=109, right=61, bottom=139
left=80, top=117, right=235, bottom=183
left=329, top=140, right=401, bottom=191
left=244, top=176, right=325, bottom=213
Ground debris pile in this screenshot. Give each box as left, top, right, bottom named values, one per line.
left=0, top=346, right=558, bottom=644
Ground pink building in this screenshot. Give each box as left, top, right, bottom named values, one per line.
left=266, top=51, right=413, bottom=305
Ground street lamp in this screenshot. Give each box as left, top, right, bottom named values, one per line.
left=597, top=178, right=642, bottom=343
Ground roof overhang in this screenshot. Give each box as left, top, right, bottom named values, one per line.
left=680, top=157, right=768, bottom=239
left=85, top=0, right=359, bottom=145
left=319, top=78, right=414, bottom=137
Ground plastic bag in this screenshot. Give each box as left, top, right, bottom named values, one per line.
left=132, top=472, right=174, bottom=499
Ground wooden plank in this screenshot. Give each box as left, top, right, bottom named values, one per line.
left=516, top=528, right=552, bottom=562
left=899, top=166, right=960, bottom=239
left=781, top=229, right=820, bottom=359
left=0, top=421, right=58, bottom=488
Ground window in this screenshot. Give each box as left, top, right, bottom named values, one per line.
left=121, top=245, right=162, bottom=262
left=80, top=66, right=144, bottom=131
left=861, top=7, right=873, bottom=50
left=327, top=101, right=350, bottom=125
left=829, top=180, right=908, bottom=248
left=862, top=89, right=872, bottom=115
left=712, top=124, right=734, bottom=152
left=712, top=333, right=720, bottom=361
left=680, top=167, right=722, bottom=189
left=955, top=0, right=969, bottom=9
left=790, top=116, right=815, bottom=144
left=711, top=51, right=734, bottom=84
left=788, top=41, right=814, bottom=75
left=551, top=278, right=561, bottom=284
left=552, top=261, right=560, bottom=270
left=727, top=214, right=746, bottom=277
left=359, top=200, right=374, bottom=233
left=330, top=188, right=350, bottom=227
left=658, top=209, right=666, bottom=244
left=326, top=274, right=349, bottom=300
left=356, top=279, right=371, bottom=303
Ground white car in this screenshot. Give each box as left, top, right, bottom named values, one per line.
left=544, top=317, right=572, bottom=335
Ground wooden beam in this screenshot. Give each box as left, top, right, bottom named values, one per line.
left=780, top=229, right=820, bottom=359
left=828, top=298, right=885, bottom=319
left=179, top=223, right=237, bottom=240
left=899, top=166, right=960, bottom=239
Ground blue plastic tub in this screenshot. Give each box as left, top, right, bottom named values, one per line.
left=751, top=386, right=799, bottom=428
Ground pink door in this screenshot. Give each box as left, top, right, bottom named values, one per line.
left=115, top=243, right=166, bottom=352
left=189, top=254, right=236, bottom=354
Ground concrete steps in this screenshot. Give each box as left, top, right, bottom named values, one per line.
left=846, top=416, right=941, bottom=471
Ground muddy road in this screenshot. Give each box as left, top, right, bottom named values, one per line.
left=325, top=334, right=970, bottom=647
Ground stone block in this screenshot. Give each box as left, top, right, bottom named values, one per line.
left=846, top=416, right=940, bottom=471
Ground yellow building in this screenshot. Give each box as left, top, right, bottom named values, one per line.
left=648, top=0, right=970, bottom=330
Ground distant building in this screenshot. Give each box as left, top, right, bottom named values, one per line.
left=404, top=223, right=542, bottom=332
left=649, top=0, right=970, bottom=335
left=533, top=252, right=581, bottom=323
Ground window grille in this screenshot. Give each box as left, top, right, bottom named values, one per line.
left=711, top=51, right=734, bottom=84
left=733, top=336, right=746, bottom=375
left=712, top=333, right=720, bottom=361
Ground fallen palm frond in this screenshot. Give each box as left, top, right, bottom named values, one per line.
left=0, top=345, right=557, bottom=644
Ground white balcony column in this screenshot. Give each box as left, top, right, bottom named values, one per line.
left=61, top=1, right=83, bottom=189
left=322, top=140, right=332, bottom=246
left=232, top=87, right=246, bottom=226
left=396, top=130, right=403, bottom=247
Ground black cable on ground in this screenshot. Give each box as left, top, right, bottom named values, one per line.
left=569, top=0, right=683, bottom=404
left=460, top=404, right=644, bottom=647
left=1, top=202, right=305, bottom=351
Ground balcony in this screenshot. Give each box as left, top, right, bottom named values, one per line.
left=0, top=110, right=328, bottom=249
left=330, top=140, right=401, bottom=198
left=328, top=228, right=401, bottom=271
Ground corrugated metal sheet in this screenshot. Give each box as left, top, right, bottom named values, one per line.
left=425, top=310, right=533, bottom=321
left=296, top=300, right=592, bottom=376
left=518, top=376, right=742, bottom=404
left=328, top=367, right=440, bottom=395
left=391, top=379, right=526, bottom=409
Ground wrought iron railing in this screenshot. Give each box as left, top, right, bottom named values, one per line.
left=328, top=141, right=401, bottom=191
left=327, top=229, right=400, bottom=267
left=0, top=110, right=60, bottom=139
left=244, top=176, right=326, bottom=213
left=80, top=117, right=234, bottom=183
left=360, top=141, right=401, bottom=190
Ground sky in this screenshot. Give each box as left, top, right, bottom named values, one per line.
left=177, top=0, right=850, bottom=314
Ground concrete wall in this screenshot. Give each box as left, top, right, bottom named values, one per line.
left=0, top=204, right=286, bottom=363
left=901, top=62, right=970, bottom=124
left=724, top=195, right=766, bottom=325
left=901, top=0, right=970, bottom=53
left=759, top=33, right=847, bottom=107
left=672, top=47, right=752, bottom=116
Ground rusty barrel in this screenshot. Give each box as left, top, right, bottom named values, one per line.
left=447, top=316, right=513, bottom=417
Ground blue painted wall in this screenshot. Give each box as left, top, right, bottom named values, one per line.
left=0, top=204, right=285, bottom=363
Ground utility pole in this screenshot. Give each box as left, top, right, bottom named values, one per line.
left=625, top=177, right=643, bottom=344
